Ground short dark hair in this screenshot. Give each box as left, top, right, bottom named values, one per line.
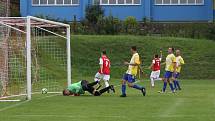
left=102, top=50, right=106, bottom=55
left=169, top=47, right=175, bottom=52
left=131, top=46, right=137, bottom=51
left=170, top=47, right=175, bottom=52
left=62, top=89, right=69, bottom=96
left=155, top=54, right=159, bottom=58
left=172, top=47, right=175, bottom=52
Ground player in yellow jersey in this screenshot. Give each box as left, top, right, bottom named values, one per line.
left=120, top=46, right=146, bottom=97
left=159, top=47, right=176, bottom=93
left=173, top=49, right=185, bottom=90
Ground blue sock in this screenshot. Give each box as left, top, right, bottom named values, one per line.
left=121, top=85, right=126, bottom=95
left=132, top=84, right=143, bottom=90
left=176, top=80, right=181, bottom=89
left=169, top=83, right=174, bottom=92
left=173, top=80, right=177, bottom=89
left=162, top=82, right=167, bottom=92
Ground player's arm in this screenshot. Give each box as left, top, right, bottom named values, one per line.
left=124, top=55, right=140, bottom=66
left=180, top=57, right=185, bottom=65
left=148, top=63, right=153, bottom=70
left=172, top=57, right=177, bottom=73
left=160, top=48, right=163, bottom=60
left=148, top=60, right=154, bottom=70
left=161, top=62, right=165, bottom=66
left=99, top=58, right=103, bottom=73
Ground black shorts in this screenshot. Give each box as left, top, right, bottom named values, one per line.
left=81, top=80, right=94, bottom=94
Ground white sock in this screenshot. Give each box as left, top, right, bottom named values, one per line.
left=150, top=77, right=155, bottom=87
left=94, top=77, right=100, bottom=82
left=104, top=80, right=109, bottom=87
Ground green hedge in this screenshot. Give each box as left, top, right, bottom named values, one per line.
left=71, top=35, right=215, bottom=79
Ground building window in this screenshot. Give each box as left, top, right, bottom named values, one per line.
left=72, top=0, right=79, bottom=4
left=109, top=0, right=116, bottom=4
left=118, top=0, right=125, bottom=4
left=93, top=0, right=100, bottom=4
left=171, top=0, right=179, bottom=4
left=155, top=0, right=204, bottom=5
left=56, top=0, right=63, bottom=4
left=64, top=0, right=71, bottom=4
left=97, top=0, right=141, bottom=5
left=188, top=0, right=195, bottom=4
left=134, top=0, right=141, bottom=4
left=32, top=0, right=39, bottom=4
left=101, top=0, right=108, bottom=4
left=126, top=0, right=132, bottom=4
left=196, top=0, right=203, bottom=4
left=48, top=0, right=55, bottom=4
left=180, top=0, right=187, bottom=4
left=32, top=0, right=79, bottom=5
left=40, top=0, right=47, bottom=4
left=155, top=0, right=162, bottom=4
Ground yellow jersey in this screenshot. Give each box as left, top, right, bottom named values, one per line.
left=176, top=56, right=185, bottom=73
left=165, top=53, right=176, bottom=72
left=126, top=53, right=140, bottom=76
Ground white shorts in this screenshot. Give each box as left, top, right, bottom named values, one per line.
left=150, top=70, right=160, bottom=79
left=94, top=72, right=110, bottom=81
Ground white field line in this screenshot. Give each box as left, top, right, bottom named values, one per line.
left=12, top=114, right=215, bottom=118
left=0, top=100, right=30, bottom=112
left=12, top=114, right=125, bottom=118
left=0, top=100, right=21, bottom=102
left=159, top=98, right=184, bottom=117
left=36, top=94, right=60, bottom=100
left=0, top=94, right=59, bottom=112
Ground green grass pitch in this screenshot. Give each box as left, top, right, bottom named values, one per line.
left=0, top=79, right=215, bottom=121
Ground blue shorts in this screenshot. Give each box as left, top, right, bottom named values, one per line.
left=173, top=73, right=180, bottom=78
left=164, top=71, right=173, bottom=78
left=123, top=74, right=135, bottom=83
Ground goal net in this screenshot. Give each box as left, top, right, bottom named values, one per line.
left=0, top=16, right=71, bottom=100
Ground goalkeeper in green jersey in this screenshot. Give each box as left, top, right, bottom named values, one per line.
left=62, top=80, right=115, bottom=96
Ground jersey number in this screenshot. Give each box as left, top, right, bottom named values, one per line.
left=104, top=59, right=110, bottom=67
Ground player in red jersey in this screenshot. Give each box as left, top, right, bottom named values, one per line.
left=94, top=50, right=111, bottom=90
left=149, top=51, right=163, bottom=87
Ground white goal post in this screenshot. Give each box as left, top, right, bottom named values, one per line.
left=0, top=16, right=71, bottom=100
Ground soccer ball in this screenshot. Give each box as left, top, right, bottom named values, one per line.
left=41, top=88, right=48, bottom=94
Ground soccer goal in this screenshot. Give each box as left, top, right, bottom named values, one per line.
left=0, top=16, right=71, bottom=101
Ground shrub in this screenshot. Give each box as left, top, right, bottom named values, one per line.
left=124, top=16, right=138, bottom=34
left=85, top=5, right=104, bottom=26
left=103, top=15, right=122, bottom=35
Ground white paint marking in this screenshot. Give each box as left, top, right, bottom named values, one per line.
left=0, top=94, right=59, bottom=112
left=13, top=114, right=125, bottom=118
left=0, top=100, right=21, bottom=102
left=0, top=100, right=29, bottom=112
left=159, top=98, right=184, bottom=117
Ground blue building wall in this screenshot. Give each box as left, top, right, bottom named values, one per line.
left=151, top=0, right=213, bottom=22
left=20, top=0, right=214, bottom=22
